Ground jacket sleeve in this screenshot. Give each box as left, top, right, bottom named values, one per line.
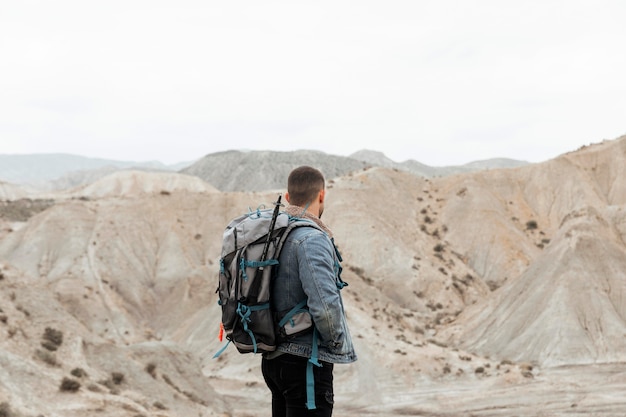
left=296, top=231, right=348, bottom=351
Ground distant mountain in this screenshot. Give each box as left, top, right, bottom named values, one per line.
left=0, top=150, right=529, bottom=193
left=182, top=149, right=530, bottom=192
left=350, top=149, right=529, bottom=177
left=0, top=153, right=195, bottom=187
left=180, top=149, right=371, bottom=192
left=349, top=150, right=398, bottom=168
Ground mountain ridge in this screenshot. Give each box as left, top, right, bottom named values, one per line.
left=0, top=153, right=195, bottom=188
left=0, top=150, right=529, bottom=192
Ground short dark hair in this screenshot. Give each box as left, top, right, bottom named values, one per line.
left=287, top=166, right=325, bottom=207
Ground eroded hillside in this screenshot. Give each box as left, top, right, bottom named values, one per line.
left=1, top=136, right=626, bottom=416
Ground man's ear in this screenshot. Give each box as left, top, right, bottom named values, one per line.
left=319, top=189, right=325, bottom=203
left=285, top=192, right=291, bottom=203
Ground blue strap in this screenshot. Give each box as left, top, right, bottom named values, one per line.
left=236, top=302, right=270, bottom=353
left=212, top=339, right=231, bottom=359
left=336, top=274, right=348, bottom=290
left=240, top=258, right=279, bottom=281
left=278, top=299, right=308, bottom=328
left=277, top=299, right=319, bottom=409
left=305, top=328, right=321, bottom=410
left=245, top=259, right=279, bottom=268
left=213, top=302, right=270, bottom=358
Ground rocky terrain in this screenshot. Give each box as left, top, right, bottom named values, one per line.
left=1, top=135, right=626, bottom=416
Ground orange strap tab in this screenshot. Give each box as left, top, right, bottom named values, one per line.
left=218, top=322, right=224, bottom=342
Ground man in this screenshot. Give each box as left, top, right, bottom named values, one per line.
left=262, top=166, right=357, bottom=417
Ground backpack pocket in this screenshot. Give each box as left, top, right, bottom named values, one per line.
left=282, top=311, right=313, bottom=336
left=277, top=301, right=313, bottom=339
left=217, top=266, right=237, bottom=331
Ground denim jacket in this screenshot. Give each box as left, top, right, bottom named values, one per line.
left=271, top=220, right=357, bottom=364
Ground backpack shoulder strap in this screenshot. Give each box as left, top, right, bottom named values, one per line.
left=273, top=216, right=328, bottom=411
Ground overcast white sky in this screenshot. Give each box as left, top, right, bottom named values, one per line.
left=1, top=1, right=624, bottom=166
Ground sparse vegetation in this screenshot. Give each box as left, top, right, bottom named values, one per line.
left=145, top=362, right=157, bottom=378
left=526, top=220, right=538, bottom=230
left=348, top=265, right=374, bottom=285
left=71, top=368, right=88, bottom=378
left=161, top=374, right=207, bottom=405
left=15, top=305, right=30, bottom=317
left=153, top=402, right=167, bottom=410
left=0, top=402, right=15, bottom=417
left=487, top=280, right=501, bottom=291
left=60, top=377, right=81, bottom=392
left=111, top=372, right=125, bottom=385
left=41, top=327, right=63, bottom=351
left=347, top=265, right=365, bottom=276
left=0, top=199, right=55, bottom=222
left=3, top=148, right=626, bottom=416
left=34, top=348, right=58, bottom=366
left=428, top=339, right=449, bottom=348
left=100, top=378, right=120, bottom=395
left=87, top=383, right=103, bottom=393
left=6, top=327, right=17, bottom=338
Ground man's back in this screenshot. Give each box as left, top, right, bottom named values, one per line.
left=273, top=223, right=356, bottom=363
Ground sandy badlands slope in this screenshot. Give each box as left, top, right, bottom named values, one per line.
left=1, top=136, right=626, bottom=416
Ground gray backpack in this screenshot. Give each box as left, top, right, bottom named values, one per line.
left=214, top=195, right=319, bottom=356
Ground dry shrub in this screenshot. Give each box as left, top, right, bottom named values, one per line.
left=71, top=367, right=88, bottom=378
left=60, top=377, right=81, bottom=392
left=41, top=327, right=63, bottom=351
left=111, top=372, right=125, bottom=385
left=145, top=362, right=157, bottom=378
left=0, top=402, right=16, bottom=417
left=153, top=402, right=167, bottom=410
left=34, top=349, right=58, bottom=367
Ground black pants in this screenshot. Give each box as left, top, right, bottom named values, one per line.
left=262, top=354, right=334, bottom=417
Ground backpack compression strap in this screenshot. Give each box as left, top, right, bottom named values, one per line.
left=278, top=300, right=321, bottom=411
left=239, top=258, right=279, bottom=281
left=212, top=301, right=271, bottom=359
left=277, top=299, right=308, bottom=328
left=236, top=302, right=270, bottom=353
